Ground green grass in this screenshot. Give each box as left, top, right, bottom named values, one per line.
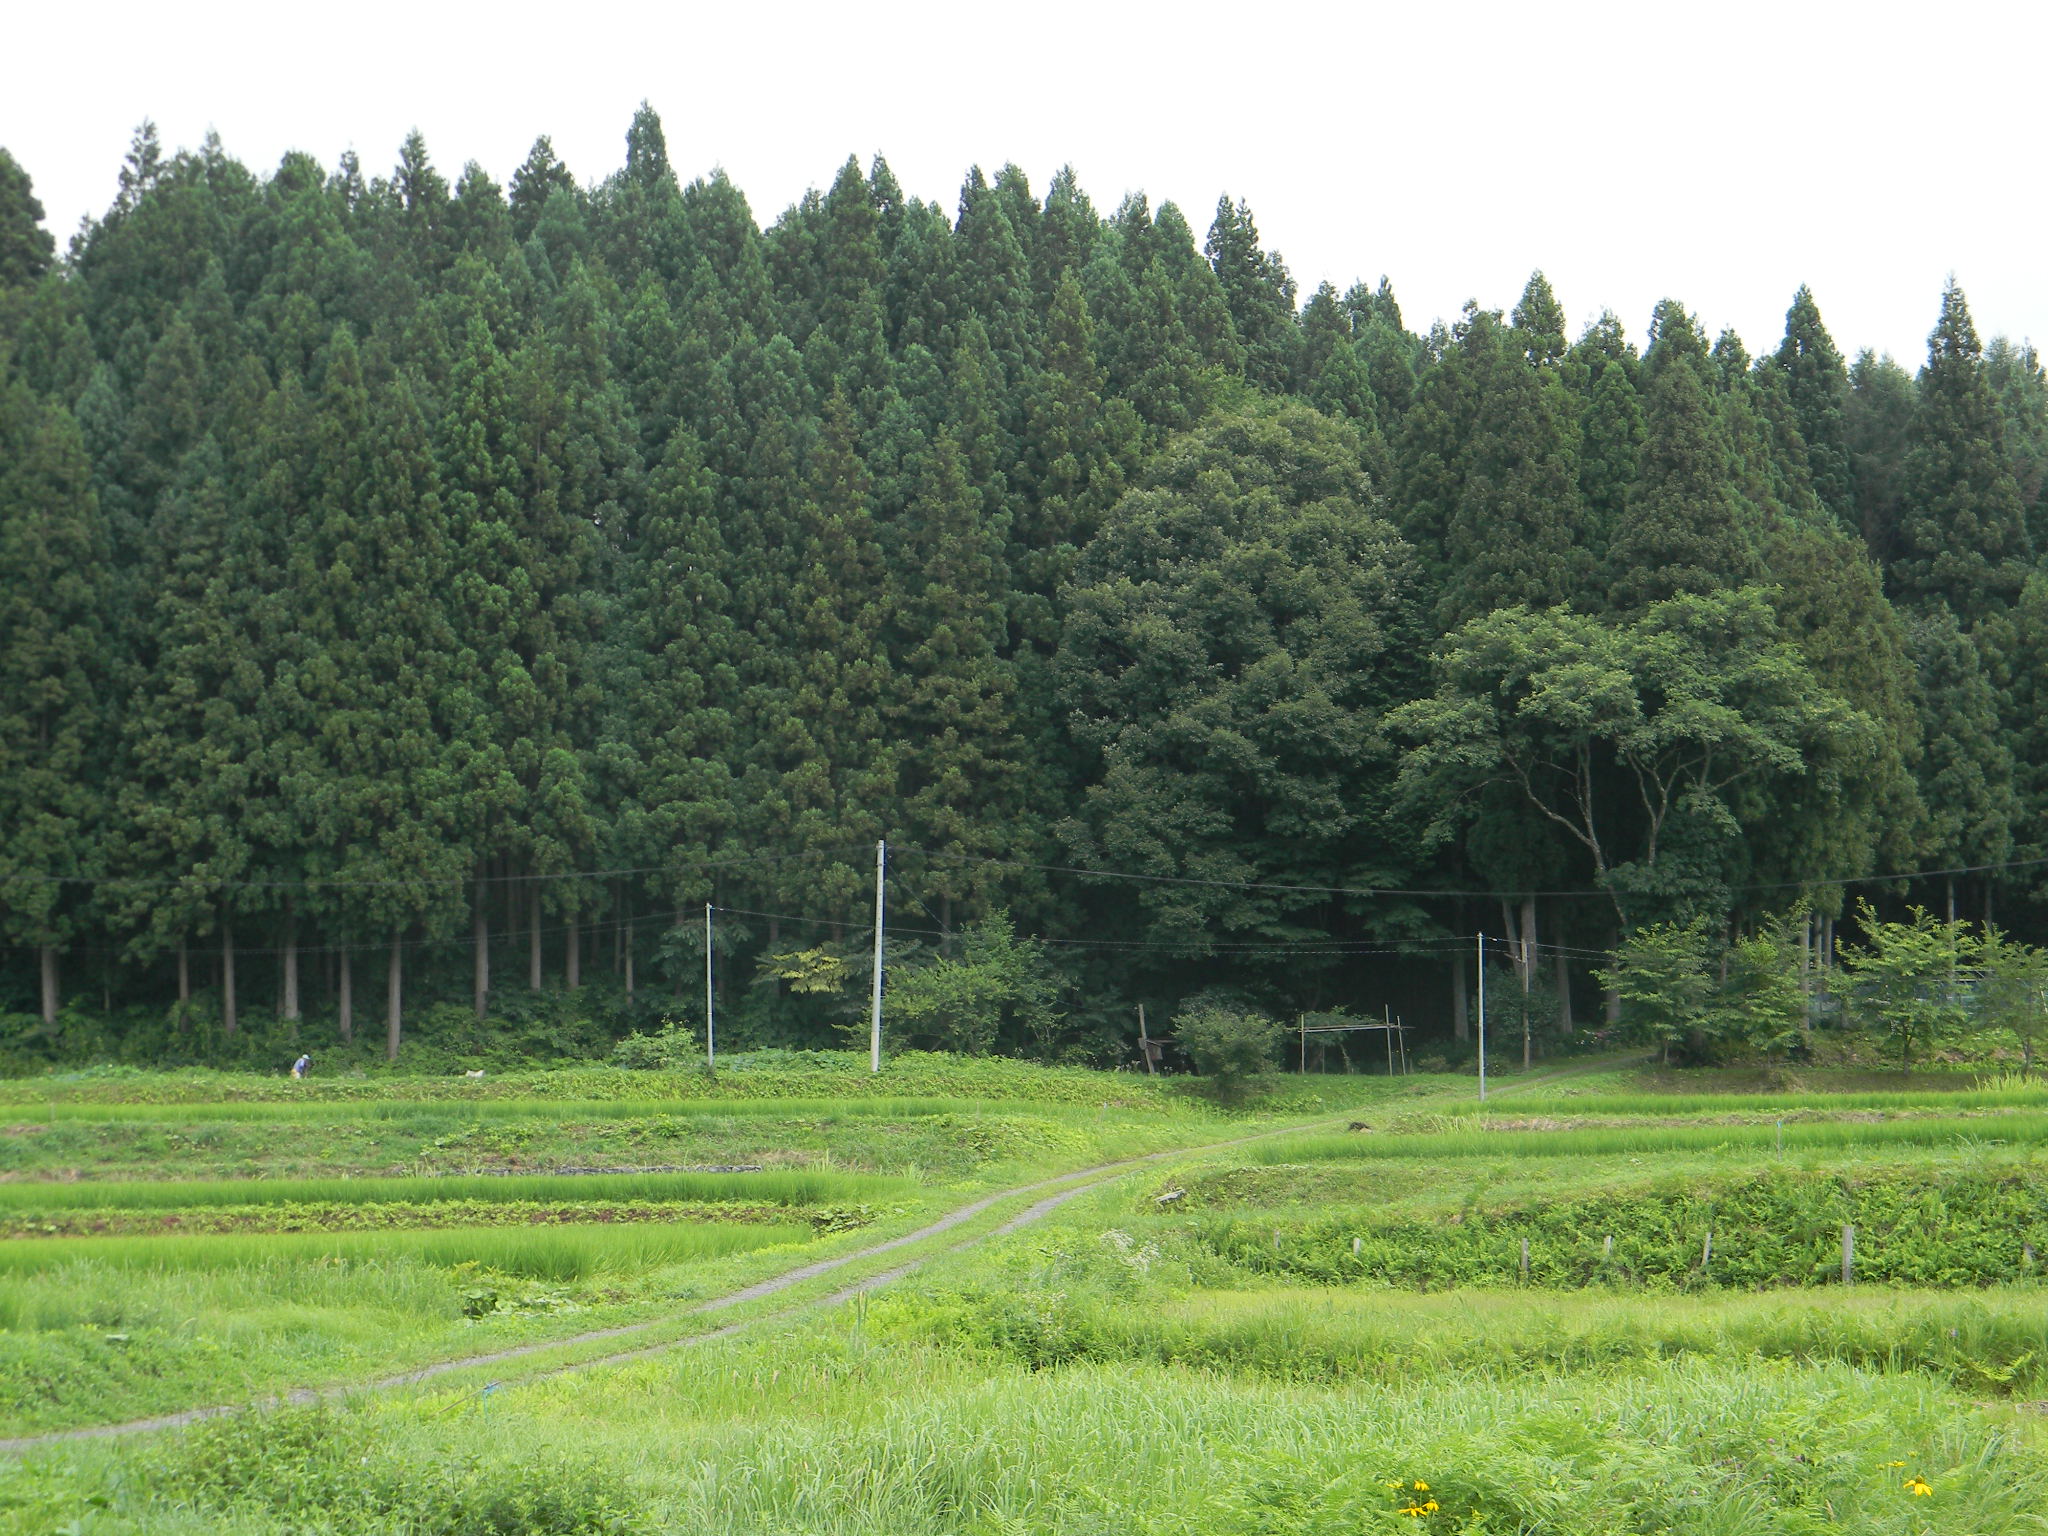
left=0, top=1167, right=905, bottom=1215
left=875, top=1279, right=2048, bottom=1394
left=12, top=1338, right=2042, bottom=1534
left=0, top=1219, right=810, bottom=1284
left=0, top=1093, right=1194, bottom=1126
left=0, top=1051, right=1345, bottom=1110
left=1250, top=1108, right=2048, bottom=1164
left=1418, top=1084, right=2048, bottom=1120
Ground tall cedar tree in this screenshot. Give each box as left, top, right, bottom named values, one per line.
left=1891, top=282, right=2031, bottom=620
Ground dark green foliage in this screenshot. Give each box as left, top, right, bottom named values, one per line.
left=1891, top=281, right=2031, bottom=619
left=6, top=119, right=2045, bottom=1067
left=1770, top=285, right=1853, bottom=527
left=0, top=149, right=55, bottom=289
left=1606, top=328, right=1761, bottom=608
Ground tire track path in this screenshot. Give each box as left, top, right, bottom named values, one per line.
left=0, top=1054, right=1635, bottom=1453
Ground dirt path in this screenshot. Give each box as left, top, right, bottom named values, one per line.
left=0, top=1055, right=1634, bottom=1454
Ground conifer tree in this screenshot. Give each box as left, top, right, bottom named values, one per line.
left=0, top=381, right=105, bottom=1024
left=1511, top=270, right=1567, bottom=369
left=0, top=149, right=56, bottom=289
left=1204, top=196, right=1296, bottom=389
left=1845, top=350, right=1916, bottom=565
left=508, top=136, right=578, bottom=244
left=1892, top=281, right=2030, bottom=620
left=1607, top=328, right=1760, bottom=609
left=1770, top=286, right=1853, bottom=528
left=1905, top=602, right=2016, bottom=880
left=1440, top=324, right=1587, bottom=626
left=891, top=430, right=1023, bottom=931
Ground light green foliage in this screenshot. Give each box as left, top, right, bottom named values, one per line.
left=1174, top=1003, right=1283, bottom=1101
left=885, top=911, right=1060, bottom=1056
left=1975, top=928, right=2048, bottom=1073
left=1719, top=914, right=1809, bottom=1058
left=1596, top=919, right=1717, bottom=1057
left=1839, top=902, right=1981, bottom=1066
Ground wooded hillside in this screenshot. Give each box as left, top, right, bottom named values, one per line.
left=3, top=110, right=2044, bottom=1060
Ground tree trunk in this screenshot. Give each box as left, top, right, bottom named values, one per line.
left=1946, top=878, right=1956, bottom=925
left=473, top=874, right=489, bottom=1018
left=39, top=946, right=57, bottom=1027
left=1451, top=954, right=1469, bottom=1043
left=567, top=913, right=580, bottom=989
left=624, top=919, right=635, bottom=1002
left=1555, top=950, right=1573, bottom=1032
left=177, top=939, right=190, bottom=1004
left=338, top=948, right=353, bottom=1043
left=1605, top=930, right=1622, bottom=1026
left=282, top=900, right=300, bottom=1025
left=386, top=933, right=403, bottom=1062
left=529, top=885, right=542, bottom=990
left=221, top=919, right=237, bottom=1035
left=941, top=894, right=954, bottom=955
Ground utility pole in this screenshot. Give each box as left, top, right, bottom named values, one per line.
left=1477, top=932, right=1488, bottom=1102
left=870, top=840, right=886, bottom=1073
left=705, top=902, right=715, bottom=1070
left=1138, top=1004, right=1156, bottom=1074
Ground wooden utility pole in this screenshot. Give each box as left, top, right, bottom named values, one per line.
left=705, top=902, right=716, bottom=1070
left=1138, top=1004, right=1156, bottom=1074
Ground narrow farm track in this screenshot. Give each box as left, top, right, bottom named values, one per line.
left=0, top=1055, right=1635, bottom=1453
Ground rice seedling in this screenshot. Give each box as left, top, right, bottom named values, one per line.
left=0, top=1220, right=810, bottom=1283
left=1249, top=1108, right=2048, bottom=1165
left=0, top=1167, right=905, bottom=1215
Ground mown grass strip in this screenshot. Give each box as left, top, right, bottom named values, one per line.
left=0, top=1220, right=811, bottom=1281
left=1251, top=1110, right=2048, bottom=1165
left=0, top=1168, right=906, bottom=1214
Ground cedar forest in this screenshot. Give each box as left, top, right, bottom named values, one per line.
left=2, top=110, right=2046, bottom=1067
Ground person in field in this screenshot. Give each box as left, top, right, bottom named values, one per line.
left=291, top=1053, right=311, bottom=1079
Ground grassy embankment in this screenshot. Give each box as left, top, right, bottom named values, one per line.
left=5, top=1057, right=2048, bottom=1532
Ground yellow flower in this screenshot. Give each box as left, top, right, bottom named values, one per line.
left=1904, top=1476, right=1932, bottom=1497
left=1398, top=1507, right=1426, bottom=1518
left=1424, top=1501, right=1440, bottom=1513
left=1413, top=1480, right=1430, bottom=1491
left=1880, top=1460, right=1905, bottom=1468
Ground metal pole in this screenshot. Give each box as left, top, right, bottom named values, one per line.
left=705, top=902, right=715, bottom=1070
left=1477, top=933, right=1487, bottom=1102
left=870, top=840, right=886, bottom=1073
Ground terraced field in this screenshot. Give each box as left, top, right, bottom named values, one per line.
left=0, top=1055, right=2044, bottom=1533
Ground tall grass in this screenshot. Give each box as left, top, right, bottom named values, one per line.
left=0, top=1220, right=809, bottom=1283
left=1251, top=1109, right=2048, bottom=1165
left=0, top=1167, right=903, bottom=1214
left=877, top=1281, right=2048, bottom=1395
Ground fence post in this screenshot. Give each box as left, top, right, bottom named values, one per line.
left=1520, top=1237, right=1530, bottom=1282
left=1842, top=1224, right=1855, bottom=1285
left=1702, top=1230, right=1713, bottom=1269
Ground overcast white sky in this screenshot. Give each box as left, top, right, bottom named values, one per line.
left=8, top=0, right=2042, bottom=366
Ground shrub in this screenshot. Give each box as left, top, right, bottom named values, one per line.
left=1175, top=1005, right=1284, bottom=1103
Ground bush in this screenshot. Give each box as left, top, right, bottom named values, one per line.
left=1174, top=1005, right=1284, bottom=1103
